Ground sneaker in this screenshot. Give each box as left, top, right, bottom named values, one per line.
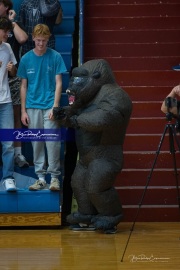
left=69, top=223, right=96, bottom=231
left=172, top=65, right=180, bottom=71
left=49, top=178, right=60, bottom=191
left=14, top=154, right=29, bottom=168
left=29, top=180, right=46, bottom=191
left=3, top=178, right=16, bottom=191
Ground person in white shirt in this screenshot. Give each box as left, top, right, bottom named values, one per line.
left=0, top=17, right=17, bottom=191
left=0, top=0, right=29, bottom=168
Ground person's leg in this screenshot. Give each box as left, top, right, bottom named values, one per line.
left=9, top=76, right=29, bottom=167
left=0, top=103, right=16, bottom=191
left=13, top=104, right=29, bottom=167
left=27, top=109, right=47, bottom=190
left=44, top=109, right=61, bottom=190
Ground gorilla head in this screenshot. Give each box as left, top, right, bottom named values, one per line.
left=66, top=59, right=116, bottom=108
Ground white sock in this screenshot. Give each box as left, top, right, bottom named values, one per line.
left=14, top=147, right=21, bottom=157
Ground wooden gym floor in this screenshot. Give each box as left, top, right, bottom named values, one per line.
left=0, top=222, right=179, bottom=270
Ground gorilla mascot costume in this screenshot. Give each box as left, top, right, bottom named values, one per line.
left=53, top=59, right=132, bottom=233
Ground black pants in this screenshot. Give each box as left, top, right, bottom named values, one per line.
left=62, top=128, right=78, bottom=221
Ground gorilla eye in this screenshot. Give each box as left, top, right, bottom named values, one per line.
left=73, top=77, right=82, bottom=84
left=72, top=76, right=89, bottom=85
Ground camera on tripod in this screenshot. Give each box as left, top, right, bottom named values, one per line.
left=165, top=97, right=180, bottom=132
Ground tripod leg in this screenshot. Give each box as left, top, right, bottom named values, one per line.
left=121, top=124, right=169, bottom=262
left=168, top=126, right=180, bottom=214
left=137, top=124, right=169, bottom=216
left=171, top=124, right=180, bottom=151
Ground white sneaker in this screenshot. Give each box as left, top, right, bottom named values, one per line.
left=49, top=178, right=60, bottom=191
left=4, top=178, right=17, bottom=191
left=29, top=180, right=46, bottom=191
left=14, top=154, right=29, bottom=168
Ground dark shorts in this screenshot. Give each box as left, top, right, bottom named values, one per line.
left=8, top=77, right=21, bottom=105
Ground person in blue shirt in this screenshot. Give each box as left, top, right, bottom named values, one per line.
left=17, top=24, right=67, bottom=191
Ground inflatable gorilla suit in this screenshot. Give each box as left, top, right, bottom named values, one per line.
left=54, top=59, right=132, bottom=233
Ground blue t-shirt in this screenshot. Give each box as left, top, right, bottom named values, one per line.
left=17, top=48, right=67, bottom=109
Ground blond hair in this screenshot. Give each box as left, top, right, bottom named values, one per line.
left=32, top=24, right=51, bottom=39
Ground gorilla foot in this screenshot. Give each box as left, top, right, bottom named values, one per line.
left=91, top=214, right=123, bottom=231
left=66, top=212, right=95, bottom=225
left=104, top=227, right=117, bottom=234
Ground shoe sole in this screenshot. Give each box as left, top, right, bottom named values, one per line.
left=72, top=228, right=96, bottom=231
left=6, top=188, right=16, bottom=192
left=29, top=187, right=46, bottom=191
left=104, top=228, right=117, bottom=234
left=49, top=187, right=60, bottom=191
left=69, top=225, right=96, bottom=231
left=104, top=230, right=117, bottom=234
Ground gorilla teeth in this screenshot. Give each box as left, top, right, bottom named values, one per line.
left=68, top=95, right=75, bottom=105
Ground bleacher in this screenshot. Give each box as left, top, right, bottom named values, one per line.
left=0, top=0, right=77, bottom=227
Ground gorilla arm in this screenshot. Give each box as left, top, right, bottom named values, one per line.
left=74, top=89, right=132, bottom=133
left=56, top=86, right=132, bottom=135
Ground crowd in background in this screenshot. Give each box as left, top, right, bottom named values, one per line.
left=0, top=0, right=65, bottom=192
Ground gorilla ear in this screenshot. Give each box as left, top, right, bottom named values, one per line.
left=92, top=71, right=101, bottom=79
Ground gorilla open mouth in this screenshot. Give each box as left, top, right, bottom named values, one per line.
left=66, top=89, right=75, bottom=105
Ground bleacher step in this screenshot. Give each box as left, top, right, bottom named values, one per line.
left=0, top=169, right=61, bottom=214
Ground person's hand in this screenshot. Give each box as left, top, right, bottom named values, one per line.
left=49, top=108, right=54, bottom=120
left=6, top=61, right=14, bottom=72
left=21, top=111, right=29, bottom=126
left=8, top=10, right=16, bottom=21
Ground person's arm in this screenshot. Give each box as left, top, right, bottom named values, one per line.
left=20, top=78, right=29, bottom=126
left=8, top=9, right=28, bottom=44
left=49, top=74, right=62, bottom=119
left=161, top=85, right=180, bottom=114
left=55, top=9, right=63, bottom=24
left=12, top=22, right=28, bottom=44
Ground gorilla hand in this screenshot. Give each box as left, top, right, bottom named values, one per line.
left=53, top=107, right=66, bottom=120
